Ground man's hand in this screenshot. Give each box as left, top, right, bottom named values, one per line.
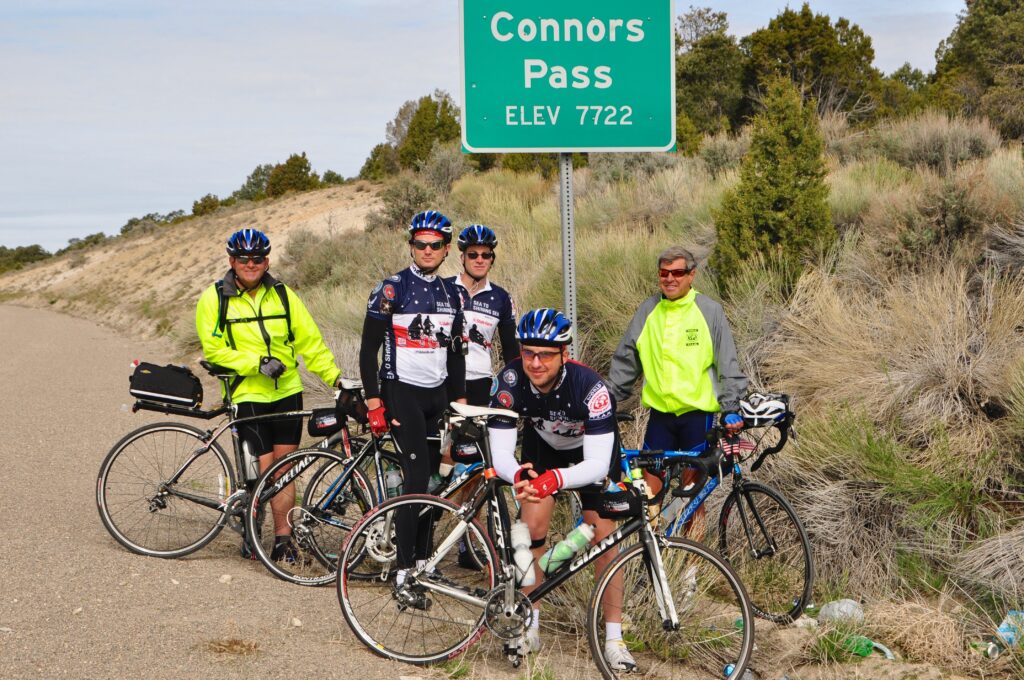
left=527, top=470, right=561, bottom=500
left=722, top=411, right=744, bottom=434
left=367, top=404, right=389, bottom=436
left=513, top=463, right=539, bottom=503
left=259, top=356, right=285, bottom=379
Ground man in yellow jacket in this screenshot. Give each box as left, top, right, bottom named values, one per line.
left=608, top=246, right=747, bottom=525
left=196, top=228, right=342, bottom=560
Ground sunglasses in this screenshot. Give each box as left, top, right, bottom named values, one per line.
left=522, top=348, right=562, bottom=362
left=235, top=255, right=267, bottom=265
left=659, top=267, right=693, bottom=279
left=411, top=240, right=445, bottom=251
left=465, top=251, right=495, bottom=260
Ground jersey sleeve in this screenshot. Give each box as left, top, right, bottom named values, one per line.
left=487, top=363, right=521, bottom=430
left=366, top=278, right=400, bottom=320
left=582, top=379, right=616, bottom=436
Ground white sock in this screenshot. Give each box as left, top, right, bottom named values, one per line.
left=530, top=608, right=541, bottom=630
left=606, top=622, right=623, bottom=642
left=395, top=568, right=408, bottom=586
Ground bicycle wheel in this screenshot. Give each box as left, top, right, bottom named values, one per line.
left=718, top=481, right=814, bottom=623
left=588, top=535, right=754, bottom=679
left=97, top=422, right=232, bottom=558
left=246, top=449, right=374, bottom=586
left=337, top=494, right=497, bottom=665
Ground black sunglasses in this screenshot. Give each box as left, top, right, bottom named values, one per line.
left=465, top=251, right=494, bottom=260
left=235, top=255, right=267, bottom=265
left=411, top=240, right=445, bottom=251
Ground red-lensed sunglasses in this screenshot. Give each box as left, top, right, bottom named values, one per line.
left=658, top=267, right=693, bottom=279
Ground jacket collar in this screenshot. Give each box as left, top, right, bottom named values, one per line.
left=452, top=273, right=492, bottom=296
left=660, top=288, right=696, bottom=307
left=222, top=269, right=279, bottom=296
left=409, top=263, right=437, bottom=282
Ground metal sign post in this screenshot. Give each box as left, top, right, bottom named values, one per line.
left=558, top=152, right=577, bottom=358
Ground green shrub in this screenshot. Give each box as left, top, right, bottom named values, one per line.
left=587, top=152, right=678, bottom=185
left=711, top=79, right=834, bottom=295
left=266, top=152, right=320, bottom=197
left=321, top=170, right=346, bottom=186
left=358, top=143, right=399, bottom=181
left=192, top=193, right=220, bottom=216
left=231, top=163, right=274, bottom=201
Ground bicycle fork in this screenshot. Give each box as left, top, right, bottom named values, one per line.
left=641, top=525, right=681, bottom=631
left=736, top=489, right=777, bottom=560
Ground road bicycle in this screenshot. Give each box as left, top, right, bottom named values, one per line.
left=95, top=360, right=365, bottom=559
left=336, top=402, right=755, bottom=679
left=622, top=403, right=814, bottom=624
left=247, top=399, right=583, bottom=586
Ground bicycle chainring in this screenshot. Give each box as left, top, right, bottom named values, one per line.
left=483, top=587, right=532, bottom=640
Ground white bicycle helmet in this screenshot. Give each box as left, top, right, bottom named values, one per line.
left=739, top=392, right=789, bottom=427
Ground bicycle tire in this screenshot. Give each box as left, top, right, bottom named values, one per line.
left=246, top=449, right=374, bottom=586
left=588, top=536, right=755, bottom=679
left=718, top=481, right=814, bottom=623
left=337, top=494, right=497, bottom=665
left=96, top=421, right=232, bottom=558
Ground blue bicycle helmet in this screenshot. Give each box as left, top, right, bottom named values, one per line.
left=226, top=228, right=271, bottom=256
left=457, top=224, right=498, bottom=251
left=516, top=308, right=573, bottom=346
left=408, top=210, right=453, bottom=243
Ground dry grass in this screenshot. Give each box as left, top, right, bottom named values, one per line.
left=868, top=599, right=975, bottom=672
left=953, top=523, right=1024, bottom=600
left=203, top=637, right=260, bottom=656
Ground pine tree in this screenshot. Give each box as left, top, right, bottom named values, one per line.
left=711, top=78, right=833, bottom=295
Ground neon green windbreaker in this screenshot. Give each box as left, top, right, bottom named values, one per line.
left=608, top=288, right=747, bottom=415
left=195, top=271, right=340, bottom=403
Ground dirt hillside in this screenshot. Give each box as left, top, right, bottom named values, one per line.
left=0, top=183, right=380, bottom=340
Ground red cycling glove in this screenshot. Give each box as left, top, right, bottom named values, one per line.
left=367, top=406, right=389, bottom=436
left=528, top=470, right=561, bottom=499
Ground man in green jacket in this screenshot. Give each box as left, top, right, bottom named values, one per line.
left=196, top=228, right=342, bottom=559
left=608, top=246, right=747, bottom=521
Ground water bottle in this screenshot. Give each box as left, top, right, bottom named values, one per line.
left=538, top=523, right=595, bottom=575
left=241, top=440, right=260, bottom=482
left=452, top=461, right=473, bottom=480
left=427, top=472, right=444, bottom=494
left=660, top=496, right=684, bottom=525
left=384, top=468, right=403, bottom=498
left=510, top=520, right=536, bottom=587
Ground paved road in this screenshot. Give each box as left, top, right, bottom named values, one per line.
left=0, top=305, right=469, bottom=679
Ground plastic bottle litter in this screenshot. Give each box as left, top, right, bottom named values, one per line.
left=384, top=468, right=403, bottom=498
left=842, top=634, right=874, bottom=657
left=538, top=523, right=595, bottom=574
left=996, top=610, right=1024, bottom=647
left=817, top=599, right=864, bottom=625
left=721, top=663, right=755, bottom=679
left=510, top=520, right=536, bottom=587
left=971, top=638, right=1003, bottom=659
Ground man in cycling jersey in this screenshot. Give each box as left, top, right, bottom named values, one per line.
left=488, top=308, right=637, bottom=672
left=447, top=224, right=519, bottom=407
left=360, top=210, right=467, bottom=584
left=196, top=228, right=343, bottom=560
left=608, top=246, right=747, bottom=521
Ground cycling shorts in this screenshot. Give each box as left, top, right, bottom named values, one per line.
left=235, top=393, right=303, bottom=455
left=521, top=427, right=618, bottom=513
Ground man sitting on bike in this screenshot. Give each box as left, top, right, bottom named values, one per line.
left=488, top=308, right=637, bottom=672
left=196, top=228, right=343, bottom=560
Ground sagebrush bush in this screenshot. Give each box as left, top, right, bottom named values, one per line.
left=587, top=152, right=678, bottom=185
left=699, top=127, right=750, bottom=177
left=364, top=174, right=435, bottom=233
left=419, top=141, right=471, bottom=197
left=827, top=158, right=915, bottom=230
left=870, top=110, right=1001, bottom=173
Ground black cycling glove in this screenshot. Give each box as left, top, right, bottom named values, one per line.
left=259, top=356, right=286, bottom=379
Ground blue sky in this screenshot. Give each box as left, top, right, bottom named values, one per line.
left=0, top=1, right=965, bottom=251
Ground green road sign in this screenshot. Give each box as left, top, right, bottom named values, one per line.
left=460, top=0, right=675, bottom=153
